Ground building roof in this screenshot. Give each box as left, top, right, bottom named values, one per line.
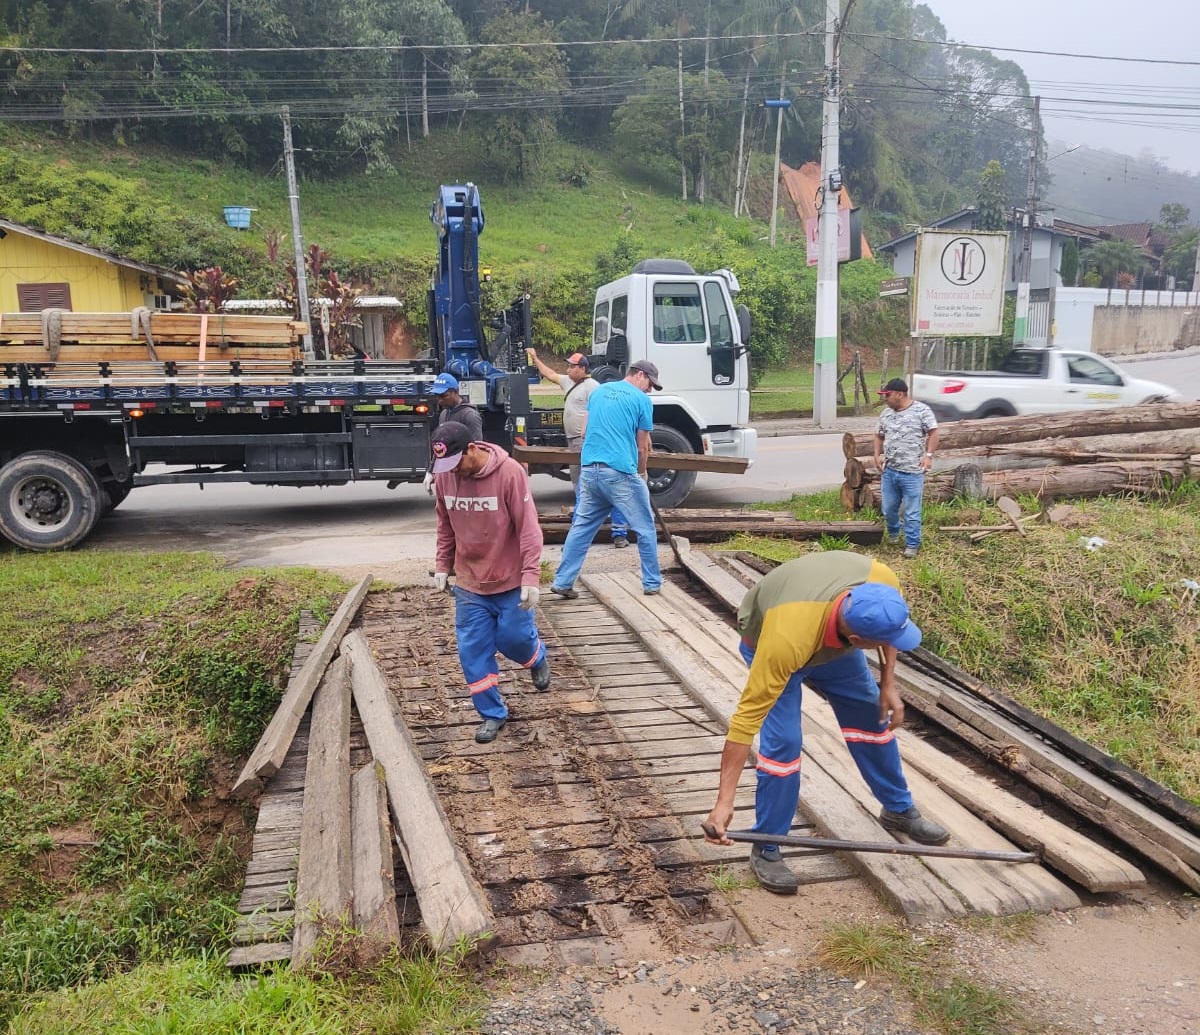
left=0, top=217, right=187, bottom=288
left=877, top=208, right=977, bottom=252
left=1093, top=222, right=1153, bottom=245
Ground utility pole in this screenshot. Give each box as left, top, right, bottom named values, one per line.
left=813, top=0, right=845, bottom=428
left=765, top=95, right=791, bottom=248
left=1013, top=95, right=1040, bottom=346
left=282, top=105, right=314, bottom=359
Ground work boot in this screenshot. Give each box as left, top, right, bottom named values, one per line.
left=884, top=532, right=900, bottom=545
left=902, top=546, right=919, bottom=559
left=549, top=585, right=578, bottom=600
left=879, top=806, right=949, bottom=845
left=643, top=587, right=660, bottom=596
left=749, top=845, right=799, bottom=895
left=474, top=717, right=506, bottom=744
left=531, top=657, right=551, bottom=691
left=613, top=536, right=629, bottom=549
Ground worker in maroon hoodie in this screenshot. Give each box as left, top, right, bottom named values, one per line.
left=431, top=422, right=550, bottom=744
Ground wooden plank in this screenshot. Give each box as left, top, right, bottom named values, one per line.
left=351, top=763, right=402, bottom=953
left=228, top=941, right=293, bottom=968
left=233, top=575, right=372, bottom=796
left=342, top=630, right=495, bottom=951
left=292, top=656, right=353, bottom=969
left=673, top=539, right=752, bottom=611
left=897, top=730, right=1145, bottom=892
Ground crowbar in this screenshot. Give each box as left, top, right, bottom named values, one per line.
left=701, top=823, right=1038, bottom=863
left=647, top=489, right=686, bottom=568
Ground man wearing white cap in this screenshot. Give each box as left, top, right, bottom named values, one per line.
left=703, top=551, right=948, bottom=894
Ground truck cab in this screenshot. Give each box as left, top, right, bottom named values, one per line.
left=587, top=259, right=757, bottom=506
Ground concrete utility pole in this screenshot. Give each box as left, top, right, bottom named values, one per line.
left=813, top=0, right=845, bottom=428
left=1013, top=95, right=1040, bottom=346
left=765, top=97, right=791, bottom=248
left=282, top=106, right=314, bottom=359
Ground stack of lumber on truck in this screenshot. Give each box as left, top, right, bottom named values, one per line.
left=0, top=310, right=307, bottom=363
left=676, top=543, right=1200, bottom=897
left=228, top=575, right=496, bottom=969
left=840, top=401, right=1200, bottom=511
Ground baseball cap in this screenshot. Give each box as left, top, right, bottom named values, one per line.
left=878, top=377, right=908, bottom=395
left=430, top=372, right=459, bottom=395
left=842, top=583, right=922, bottom=652
left=628, top=359, right=663, bottom=390
left=431, top=421, right=473, bottom=473
left=567, top=352, right=590, bottom=370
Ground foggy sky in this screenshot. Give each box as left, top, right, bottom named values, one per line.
left=926, top=0, right=1200, bottom=175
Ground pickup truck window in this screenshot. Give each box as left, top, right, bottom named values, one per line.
left=1067, top=355, right=1123, bottom=386
left=998, top=351, right=1049, bottom=375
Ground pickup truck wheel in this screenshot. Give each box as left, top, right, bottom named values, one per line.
left=647, top=426, right=697, bottom=509
left=0, top=451, right=103, bottom=551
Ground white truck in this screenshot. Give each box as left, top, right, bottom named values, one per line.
left=912, top=348, right=1181, bottom=421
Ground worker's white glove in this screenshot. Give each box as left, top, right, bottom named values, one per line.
left=519, top=585, right=540, bottom=610
left=422, top=471, right=435, bottom=495
left=433, top=572, right=451, bottom=593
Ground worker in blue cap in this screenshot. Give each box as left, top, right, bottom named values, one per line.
left=703, top=551, right=949, bottom=895
left=421, top=372, right=483, bottom=494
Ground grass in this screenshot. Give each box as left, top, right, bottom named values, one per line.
left=708, top=864, right=758, bottom=893
left=820, top=921, right=1034, bottom=1035
left=733, top=488, right=1200, bottom=805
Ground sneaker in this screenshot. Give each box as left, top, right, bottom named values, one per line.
left=474, top=717, right=506, bottom=744
left=901, top=546, right=919, bottom=559
left=531, top=657, right=551, bottom=691
left=549, top=585, right=578, bottom=600
left=749, top=845, right=799, bottom=895
left=884, top=532, right=900, bottom=545
left=613, top=536, right=629, bottom=549
left=643, top=587, right=660, bottom=596
left=879, top=806, right=949, bottom=845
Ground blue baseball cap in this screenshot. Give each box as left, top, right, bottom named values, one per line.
left=842, top=583, right=922, bottom=652
left=430, top=372, right=459, bottom=395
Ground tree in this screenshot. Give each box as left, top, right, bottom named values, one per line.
left=1059, top=238, right=1079, bottom=288
left=1084, top=240, right=1143, bottom=289
left=973, top=161, right=1008, bottom=230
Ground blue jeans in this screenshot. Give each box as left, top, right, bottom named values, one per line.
left=554, top=464, right=660, bottom=591
left=881, top=467, right=925, bottom=549
left=738, top=641, right=912, bottom=846
left=573, top=476, right=627, bottom=539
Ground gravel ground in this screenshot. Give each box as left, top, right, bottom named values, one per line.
left=480, top=946, right=922, bottom=1035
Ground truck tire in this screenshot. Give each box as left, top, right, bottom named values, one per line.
left=0, top=451, right=104, bottom=551
left=101, top=479, right=134, bottom=511
left=647, top=426, right=697, bottom=509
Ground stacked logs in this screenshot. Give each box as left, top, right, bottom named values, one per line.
left=841, top=401, right=1200, bottom=511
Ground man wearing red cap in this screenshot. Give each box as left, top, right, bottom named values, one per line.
left=873, top=378, right=939, bottom=559
left=527, top=348, right=629, bottom=547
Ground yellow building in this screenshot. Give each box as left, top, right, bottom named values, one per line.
left=0, top=217, right=185, bottom=312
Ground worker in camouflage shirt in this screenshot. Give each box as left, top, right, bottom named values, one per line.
left=872, top=378, right=939, bottom=558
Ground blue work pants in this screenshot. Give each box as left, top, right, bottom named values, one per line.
left=739, top=642, right=913, bottom=848
left=453, top=586, right=546, bottom=721
left=554, top=464, right=660, bottom=592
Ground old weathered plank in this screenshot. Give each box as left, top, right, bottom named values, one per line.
left=342, top=630, right=495, bottom=952
left=351, top=763, right=402, bottom=953
left=233, top=576, right=372, bottom=797
left=292, top=656, right=353, bottom=969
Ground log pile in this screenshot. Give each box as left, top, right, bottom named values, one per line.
left=841, top=402, right=1200, bottom=511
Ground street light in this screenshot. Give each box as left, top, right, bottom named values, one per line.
left=764, top=98, right=791, bottom=248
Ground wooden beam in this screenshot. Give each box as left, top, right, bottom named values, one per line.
left=292, top=656, right=353, bottom=969
left=351, top=763, right=401, bottom=957
left=341, top=631, right=495, bottom=952
left=232, top=575, right=373, bottom=798
left=512, top=444, right=748, bottom=474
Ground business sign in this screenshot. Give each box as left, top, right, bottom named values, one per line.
left=805, top=209, right=863, bottom=267
left=912, top=230, right=1008, bottom=336
left=879, top=277, right=908, bottom=297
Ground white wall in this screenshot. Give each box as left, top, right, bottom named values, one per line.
left=1052, top=287, right=1200, bottom=350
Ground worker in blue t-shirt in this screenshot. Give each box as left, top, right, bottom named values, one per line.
left=550, top=361, right=663, bottom=597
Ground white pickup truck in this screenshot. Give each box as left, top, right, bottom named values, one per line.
left=911, top=348, right=1182, bottom=421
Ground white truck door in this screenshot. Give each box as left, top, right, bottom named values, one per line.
left=1063, top=352, right=1127, bottom=408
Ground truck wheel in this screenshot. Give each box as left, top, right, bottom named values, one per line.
left=0, top=451, right=103, bottom=551
left=647, top=426, right=697, bottom=509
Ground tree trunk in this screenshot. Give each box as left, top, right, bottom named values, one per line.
left=842, top=402, right=1200, bottom=459
left=422, top=54, right=430, bottom=138
left=677, top=39, right=687, bottom=201
left=733, top=56, right=752, bottom=217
